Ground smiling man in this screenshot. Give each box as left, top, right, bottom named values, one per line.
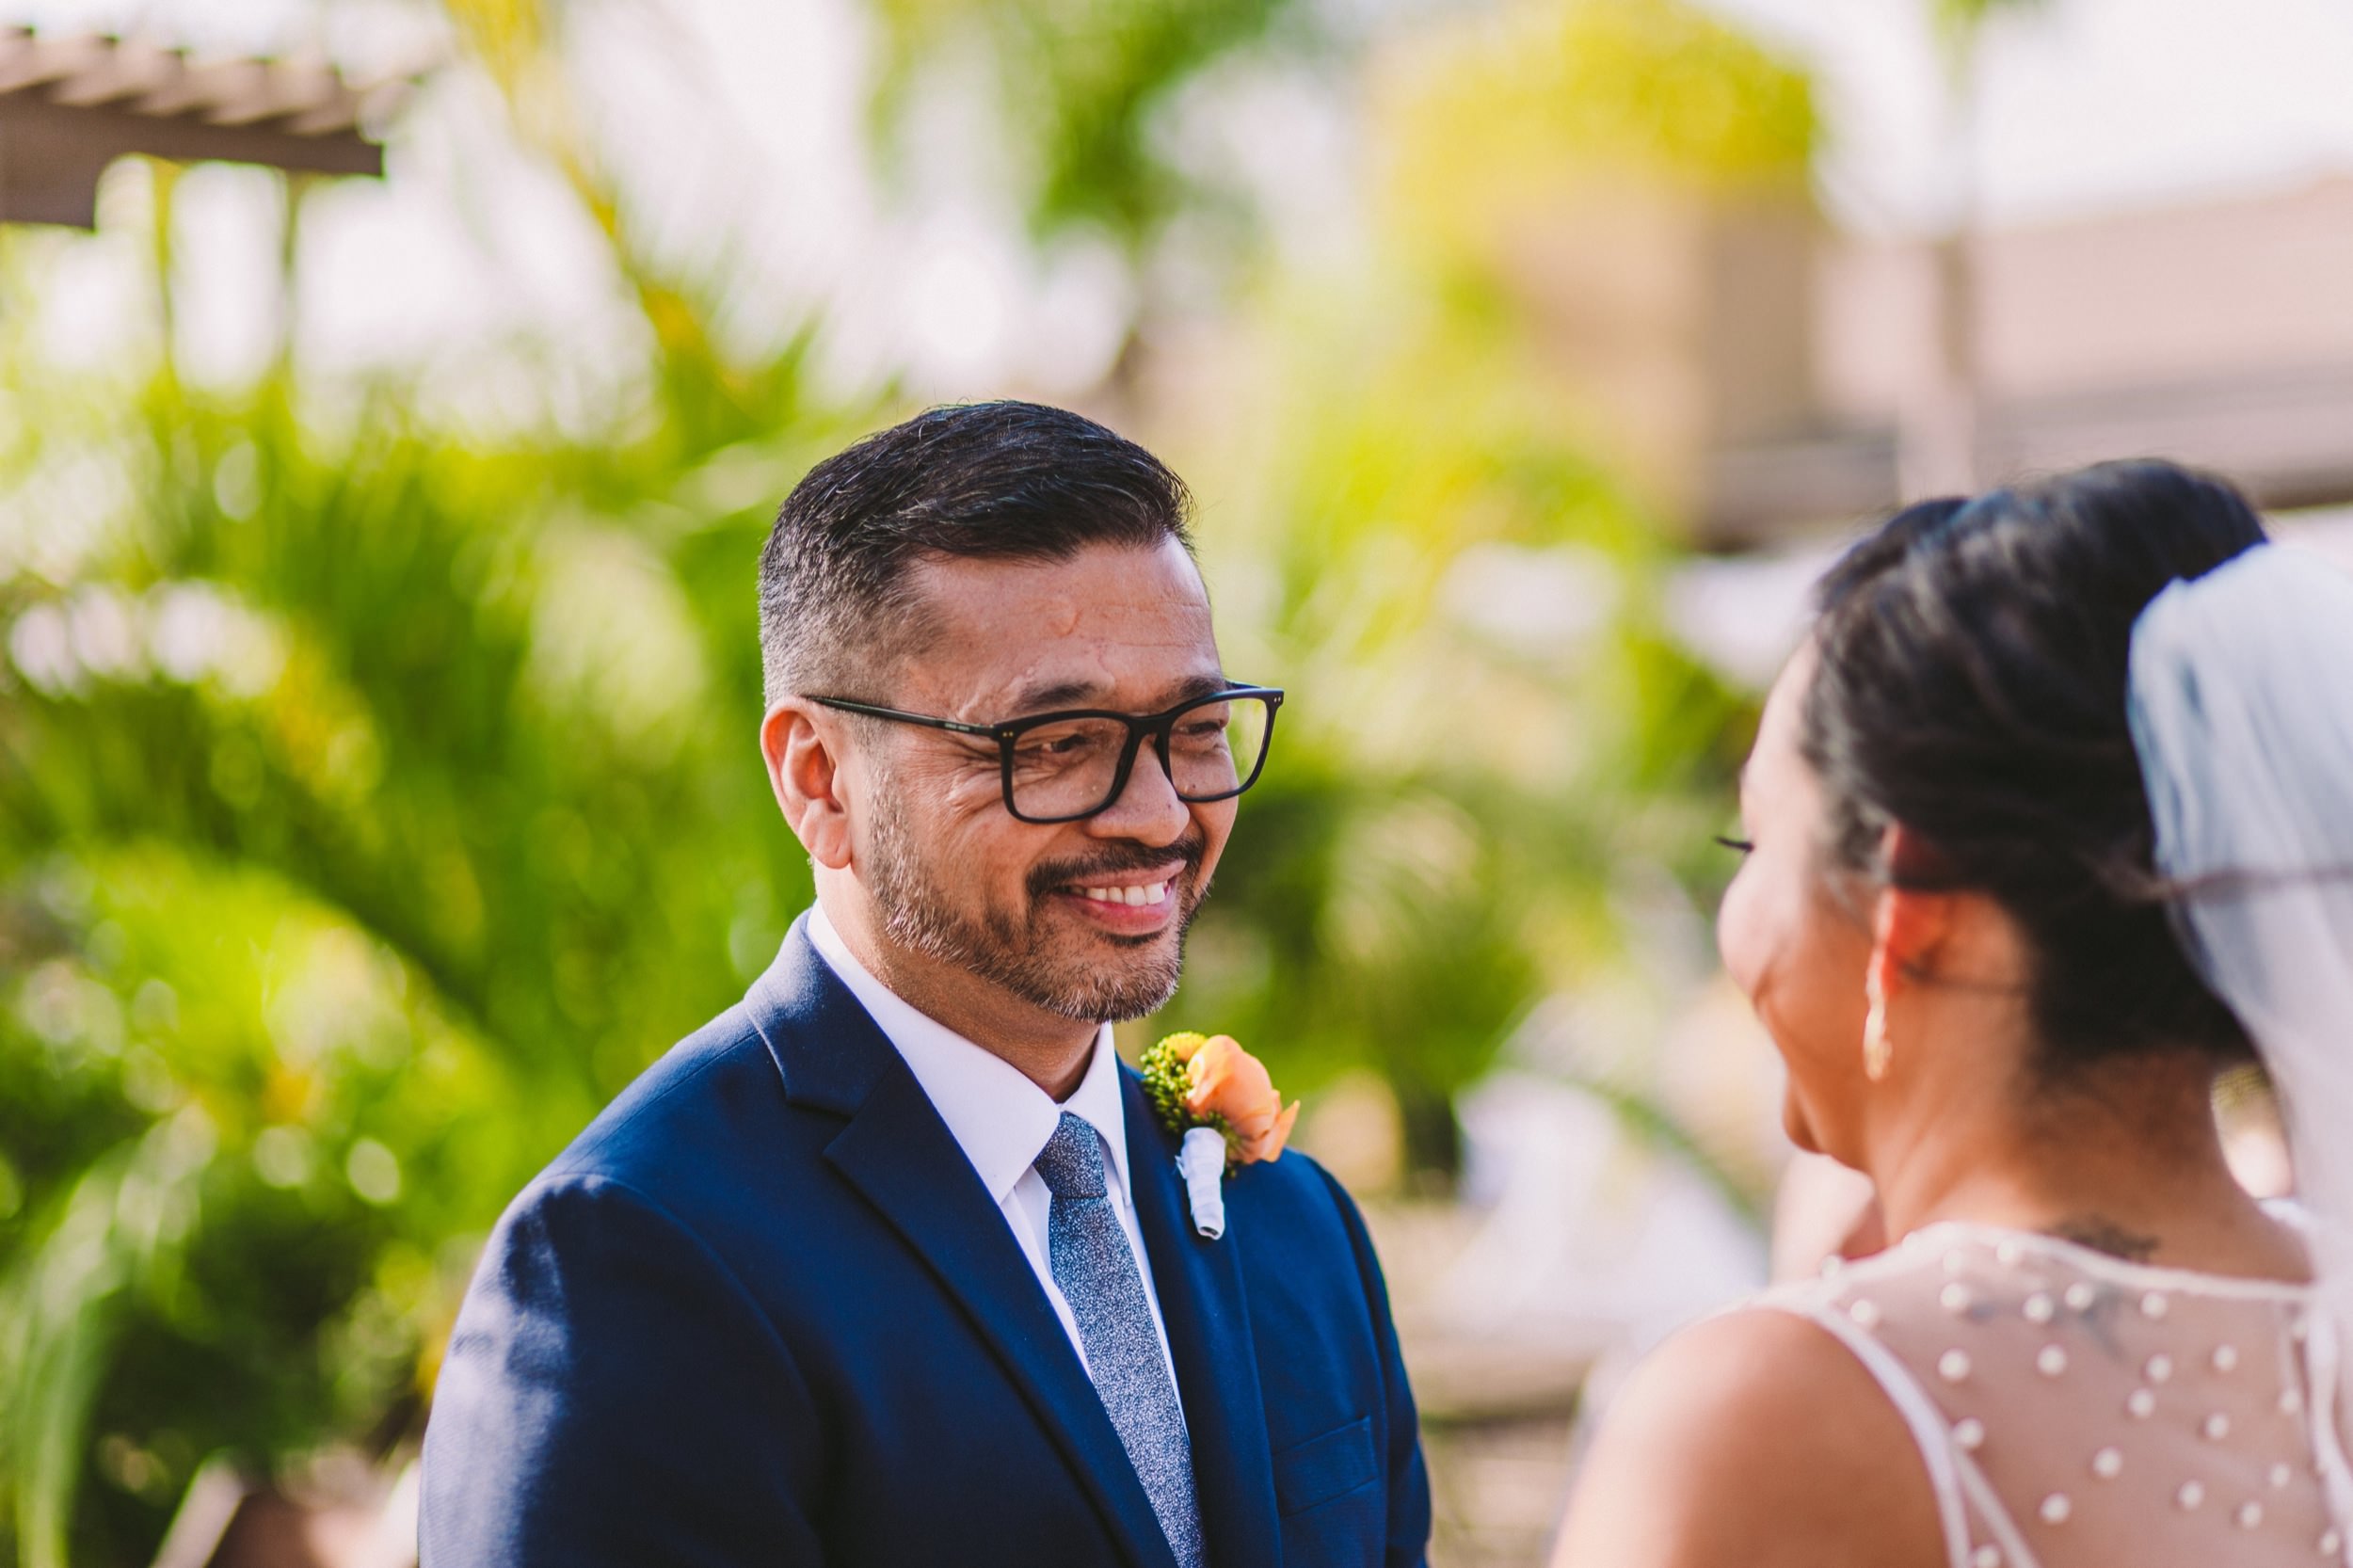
left=419, top=402, right=1431, bottom=1568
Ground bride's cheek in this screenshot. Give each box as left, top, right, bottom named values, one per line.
left=1715, top=870, right=1767, bottom=996
left=1721, top=865, right=1843, bottom=1090
left=1720, top=858, right=1804, bottom=1009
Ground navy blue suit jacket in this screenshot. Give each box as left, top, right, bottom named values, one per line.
left=420, top=921, right=1432, bottom=1568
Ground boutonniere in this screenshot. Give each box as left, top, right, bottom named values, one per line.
left=1141, top=1032, right=1300, bottom=1239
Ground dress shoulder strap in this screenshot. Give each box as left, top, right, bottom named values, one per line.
left=1744, top=1286, right=1993, bottom=1568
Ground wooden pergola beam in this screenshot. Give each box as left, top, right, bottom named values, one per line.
left=0, top=28, right=406, bottom=229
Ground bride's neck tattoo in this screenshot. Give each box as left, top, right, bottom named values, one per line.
left=2049, top=1216, right=2161, bottom=1263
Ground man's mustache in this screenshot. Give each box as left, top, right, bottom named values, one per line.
left=1027, top=832, right=1209, bottom=901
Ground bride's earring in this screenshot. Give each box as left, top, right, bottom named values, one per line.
left=1862, top=969, right=1893, bottom=1082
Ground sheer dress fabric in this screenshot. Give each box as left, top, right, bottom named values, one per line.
left=1755, top=1221, right=2353, bottom=1568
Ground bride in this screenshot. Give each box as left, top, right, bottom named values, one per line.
left=1552, top=459, right=2353, bottom=1566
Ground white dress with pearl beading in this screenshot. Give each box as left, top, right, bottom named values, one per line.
left=1753, top=1220, right=2353, bottom=1568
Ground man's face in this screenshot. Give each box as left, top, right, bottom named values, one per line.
left=849, top=536, right=1239, bottom=1023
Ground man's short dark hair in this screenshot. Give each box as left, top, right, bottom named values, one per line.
left=759, top=401, right=1195, bottom=704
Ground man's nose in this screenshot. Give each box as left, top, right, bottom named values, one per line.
left=1086, top=742, right=1191, bottom=844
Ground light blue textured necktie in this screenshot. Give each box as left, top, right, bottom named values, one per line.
left=1033, top=1112, right=1204, bottom=1568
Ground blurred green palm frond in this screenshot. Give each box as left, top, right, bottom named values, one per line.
left=0, top=116, right=849, bottom=1554
left=0, top=374, right=840, bottom=1563
left=0, top=851, right=510, bottom=1568
left=868, top=0, right=1305, bottom=249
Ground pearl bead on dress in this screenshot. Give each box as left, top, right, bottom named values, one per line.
left=1971, top=1548, right=2000, bottom=1568
left=2204, top=1413, right=2232, bottom=1442
left=1940, top=1350, right=1973, bottom=1384
left=2213, top=1343, right=2240, bottom=1373
left=2064, top=1282, right=2097, bottom=1311
left=2127, top=1388, right=2157, bottom=1418
left=2146, top=1354, right=2174, bottom=1384
left=2178, top=1480, right=2206, bottom=1511
left=2091, top=1448, right=2122, bottom=1480
left=2038, top=1345, right=2070, bottom=1378
left=2025, top=1292, right=2057, bottom=1324
left=1955, top=1418, right=1987, bottom=1452
left=2041, top=1494, right=2073, bottom=1525
left=2141, top=1290, right=2170, bottom=1320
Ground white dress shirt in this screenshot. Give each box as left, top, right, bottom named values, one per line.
left=806, top=905, right=1185, bottom=1407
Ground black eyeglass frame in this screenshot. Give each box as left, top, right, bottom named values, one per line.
left=808, top=685, right=1286, bottom=824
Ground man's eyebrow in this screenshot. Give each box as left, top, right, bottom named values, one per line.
left=1005, top=678, right=1107, bottom=712
left=1162, top=671, right=1236, bottom=707
left=1003, top=671, right=1232, bottom=714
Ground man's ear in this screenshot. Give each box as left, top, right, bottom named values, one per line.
left=762, top=700, right=855, bottom=871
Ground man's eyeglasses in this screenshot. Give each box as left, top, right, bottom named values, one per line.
left=808, top=686, right=1285, bottom=824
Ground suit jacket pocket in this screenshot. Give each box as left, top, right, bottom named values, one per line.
left=1273, top=1416, right=1377, bottom=1517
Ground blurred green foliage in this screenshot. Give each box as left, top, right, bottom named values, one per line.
left=0, top=0, right=1803, bottom=1560
left=1385, top=0, right=1816, bottom=215
left=0, top=164, right=857, bottom=1560
left=1160, top=0, right=1808, bottom=1167
left=868, top=0, right=1304, bottom=250
left=1164, top=301, right=1751, bottom=1170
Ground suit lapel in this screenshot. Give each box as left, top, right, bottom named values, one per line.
left=746, top=925, right=1179, bottom=1568
left=1124, top=1074, right=1282, bottom=1568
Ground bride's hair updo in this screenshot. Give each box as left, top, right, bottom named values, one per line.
left=1802, top=459, right=2268, bottom=1077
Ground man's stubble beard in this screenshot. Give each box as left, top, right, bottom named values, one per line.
left=861, top=785, right=1209, bottom=1024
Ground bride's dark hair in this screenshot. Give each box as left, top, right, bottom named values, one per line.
left=1802, top=459, right=2268, bottom=1076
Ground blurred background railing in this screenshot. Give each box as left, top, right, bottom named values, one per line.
left=2, top=1, right=2349, bottom=1564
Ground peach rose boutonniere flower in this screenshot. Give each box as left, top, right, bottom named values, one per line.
left=1140, top=1032, right=1300, bottom=1238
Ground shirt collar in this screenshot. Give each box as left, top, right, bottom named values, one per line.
left=806, top=903, right=1132, bottom=1205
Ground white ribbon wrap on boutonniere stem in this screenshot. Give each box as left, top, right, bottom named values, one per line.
left=1177, top=1128, right=1227, bottom=1240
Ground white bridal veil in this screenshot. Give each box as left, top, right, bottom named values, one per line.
left=2128, top=541, right=2353, bottom=1511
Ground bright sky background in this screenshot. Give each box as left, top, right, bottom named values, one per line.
left=1708, top=0, right=2353, bottom=231
left=9, top=0, right=2353, bottom=400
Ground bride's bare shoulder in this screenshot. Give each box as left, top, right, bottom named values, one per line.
left=1550, top=1306, right=1945, bottom=1568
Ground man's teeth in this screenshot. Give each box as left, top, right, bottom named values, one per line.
left=1079, top=882, right=1169, bottom=907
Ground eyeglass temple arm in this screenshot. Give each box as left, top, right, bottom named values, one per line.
left=808, top=696, right=1004, bottom=738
